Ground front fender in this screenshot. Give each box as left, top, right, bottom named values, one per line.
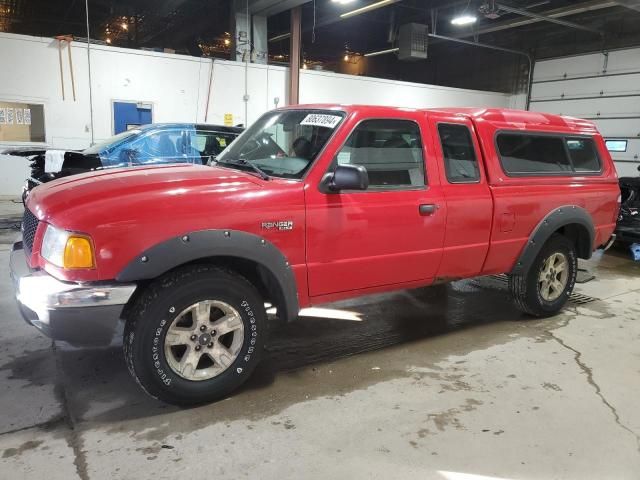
left=116, top=229, right=299, bottom=321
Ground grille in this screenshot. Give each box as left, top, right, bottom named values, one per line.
left=22, top=208, right=40, bottom=255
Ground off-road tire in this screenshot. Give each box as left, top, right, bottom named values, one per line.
left=509, top=234, right=577, bottom=317
left=123, top=264, right=265, bottom=406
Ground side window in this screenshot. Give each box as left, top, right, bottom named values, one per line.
left=194, top=131, right=238, bottom=159
left=566, top=137, right=601, bottom=172
left=438, top=124, right=480, bottom=183
left=128, top=129, right=183, bottom=164
left=336, top=119, right=425, bottom=189
left=497, top=134, right=572, bottom=175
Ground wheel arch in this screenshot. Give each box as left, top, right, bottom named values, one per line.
left=117, top=230, right=299, bottom=322
left=511, top=205, right=595, bottom=275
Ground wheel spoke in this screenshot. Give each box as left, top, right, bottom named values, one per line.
left=178, top=346, right=202, bottom=377
left=165, top=328, right=193, bottom=346
left=212, top=313, right=243, bottom=335
left=195, top=301, right=211, bottom=323
left=210, top=343, right=234, bottom=368
left=552, top=279, right=565, bottom=293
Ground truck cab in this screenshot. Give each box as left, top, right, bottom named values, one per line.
left=10, top=105, right=620, bottom=405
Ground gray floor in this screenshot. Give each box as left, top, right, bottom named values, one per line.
left=1, top=200, right=639, bottom=480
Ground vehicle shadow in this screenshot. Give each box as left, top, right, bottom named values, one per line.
left=3, top=276, right=525, bottom=427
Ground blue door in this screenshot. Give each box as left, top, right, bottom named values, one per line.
left=113, top=102, right=152, bottom=134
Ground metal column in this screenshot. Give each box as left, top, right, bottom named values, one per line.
left=289, top=6, right=301, bottom=105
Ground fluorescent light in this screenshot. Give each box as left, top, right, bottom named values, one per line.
left=332, top=0, right=356, bottom=3
left=269, top=32, right=291, bottom=42
left=364, top=47, right=398, bottom=57
left=451, top=14, right=477, bottom=26
left=340, top=0, right=395, bottom=19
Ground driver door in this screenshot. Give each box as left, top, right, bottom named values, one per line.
left=304, top=114, right=446, bottom=299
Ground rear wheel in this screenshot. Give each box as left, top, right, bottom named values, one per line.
left=509, top=234, right=577, bottom=317
left=123, top=265, right=265, bottom=405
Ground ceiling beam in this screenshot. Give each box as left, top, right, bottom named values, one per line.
left=495, top=2, right=604, bottom=36
left=613, top=0, right=640, bottom=12
left=455, top=0, right=617, bottom=38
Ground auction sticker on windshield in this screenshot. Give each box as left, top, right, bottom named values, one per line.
left=300, top=113, right=342, bottom=128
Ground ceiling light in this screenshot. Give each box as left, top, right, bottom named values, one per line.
left=121, top=22, right=128, bottom=30
left=340, top=0, right=397, bottom=19
left=224, top=38, right=230, bottom=45
left=106, top=38, right=111, bottom=44
left=451, top=15, right=477, bottom=26
left=332, top=0, right=356, bottom=3
left=269, top=32, right=291, bottom=42
left=364, top=47, right=399, bottom=57
left=343, top=54, right=350, bottom=62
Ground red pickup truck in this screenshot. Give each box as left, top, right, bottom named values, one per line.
left=10, top=105, right=619, bottom=405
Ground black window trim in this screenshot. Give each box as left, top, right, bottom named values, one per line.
left=324, top=116, right=428, bottom=193
left=494, top=129, right=603, bottom=178
left=436, top=121, right=482, bottom=185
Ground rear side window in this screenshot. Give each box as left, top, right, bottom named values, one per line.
left=438, top=124, right=480, bottom=183
left=496, top=133, right=601, bottom=176
left=566, top=138, right=601, bottom=172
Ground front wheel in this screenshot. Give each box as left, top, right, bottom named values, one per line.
left=123, top=265, right=265, bottom=405
left=509, top=234, right=577, bottom=317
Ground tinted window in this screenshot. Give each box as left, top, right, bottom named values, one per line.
left=336, top=119, right=425, bottom=189
left=566, top=138, right=601, bottom=172
left=438, top=124, right=480, bottom=183
left=497, top=134, right=572, bottom=174
left=194, top=131, right=238, bottom=159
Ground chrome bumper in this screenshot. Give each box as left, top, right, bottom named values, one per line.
left=10, top=241, right=136, bottom=346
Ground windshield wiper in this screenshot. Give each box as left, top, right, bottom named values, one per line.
left=215, top=158, right=269, bottom=180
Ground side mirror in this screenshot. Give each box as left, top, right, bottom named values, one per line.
left=320, top=164, right=369, bottom=193
left=206, top=155, right=217, bottom=166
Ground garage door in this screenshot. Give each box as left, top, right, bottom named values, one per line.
left=529, top=47, right=640, bottom=177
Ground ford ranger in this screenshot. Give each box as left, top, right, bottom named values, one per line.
left=10, top=105, right=620, bottom=405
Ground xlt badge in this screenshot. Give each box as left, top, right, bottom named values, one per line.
left=261, top=220, right=294, bottom=231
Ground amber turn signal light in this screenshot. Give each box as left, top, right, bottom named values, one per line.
left=63, top=236, right=95, bottom=269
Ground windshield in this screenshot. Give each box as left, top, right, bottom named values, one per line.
left=217, top=109, right=345, bottom=179
left=82, top=129, right=141, bottom=155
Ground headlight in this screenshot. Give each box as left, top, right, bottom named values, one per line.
left=40, top=224, right=95, bottom=269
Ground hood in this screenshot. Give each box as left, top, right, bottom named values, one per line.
left=27, top=164, right=264, bottom=225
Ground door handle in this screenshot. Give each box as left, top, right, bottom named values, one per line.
left=419, top=204, right=438, bottom=216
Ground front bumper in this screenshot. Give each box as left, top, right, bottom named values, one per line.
left=10, top=241, right=136, bottom=346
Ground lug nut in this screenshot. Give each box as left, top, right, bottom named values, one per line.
left=200, top=325, right=207, bottom=332
left=210, top=330, right=216, bottom=336
left=190, top=334, right=197, bottom=341
left=208, top=342, right=214, bottom=348
left=195, top=345, right=201, bottom=351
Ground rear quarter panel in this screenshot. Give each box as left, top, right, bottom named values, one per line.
left=472, top=116, right=619, bottom=274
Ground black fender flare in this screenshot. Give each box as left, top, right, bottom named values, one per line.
left=116, top=229, right=299, bottom=322
left=511, top=205, right=595, bottom=275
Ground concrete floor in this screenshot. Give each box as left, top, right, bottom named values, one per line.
left=1, top=200, right=639, bottom=480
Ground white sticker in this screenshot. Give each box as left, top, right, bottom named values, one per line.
left=0, top=108, right=5, bottom=124
left=24, top=108, right=31, bottom=125
left=15, top=108, right=24, bottom=125
left=300, top=113, right=342, bottom=129
left=6, top=108, right=14, bottom=125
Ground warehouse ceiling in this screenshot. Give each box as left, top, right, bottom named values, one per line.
left=1, top=0, right=640, bottom=92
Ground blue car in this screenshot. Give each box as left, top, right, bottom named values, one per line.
left=5, top=123, right=243, bottom=195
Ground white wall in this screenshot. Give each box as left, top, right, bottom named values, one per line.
left=0, top=31, right=520, bottom=196
left=529, top=47, right=640, bottom=177
left=298, top=69, right=514, bottom=109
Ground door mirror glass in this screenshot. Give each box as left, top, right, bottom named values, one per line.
left=321, top=164, right=369, bottom=193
